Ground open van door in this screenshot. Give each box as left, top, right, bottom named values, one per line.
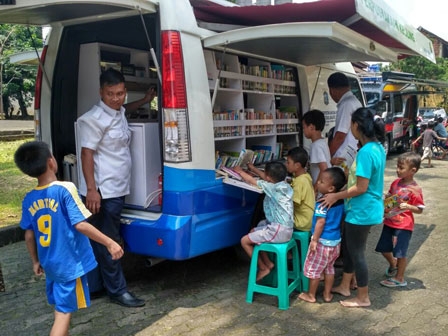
left=0, top=0, right=157, bottom=25
left=203, top=21, right=397, bottom=65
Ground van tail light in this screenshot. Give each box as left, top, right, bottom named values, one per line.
left=158, top=173, right=163, bottom=205
left=34, top=44, right=48, bottom=140
left=161, top=30, right=191, bottom=163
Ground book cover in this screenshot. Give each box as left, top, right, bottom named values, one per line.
left=220, top=166, right=243, bottom=181
left=384, top=193, right=407, bottom=218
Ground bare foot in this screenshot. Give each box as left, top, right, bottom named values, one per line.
left=339, top=297, right=371, bottom=308
left=298, top=292, right=316, bottom=303
left=256, top=268, right=271, bottom=281
left=266, top=262, right=275, bottom=270
left=331, top=286, right=351, bottom=297
left=323, top=293, right=333, bottom=302
left=350, top=278, right=358, bottom=290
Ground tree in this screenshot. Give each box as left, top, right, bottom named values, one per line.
left=386, top=56, right=448, bottom=81
left=0, top=24, right=42, bottom=119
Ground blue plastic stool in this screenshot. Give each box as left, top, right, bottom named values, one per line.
left=292, top=231, right=311, bottom=292
left=246, top=239, right=301, bottom=310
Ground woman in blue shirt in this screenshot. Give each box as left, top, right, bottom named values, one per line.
left=320, top=108, right=386, bottom=308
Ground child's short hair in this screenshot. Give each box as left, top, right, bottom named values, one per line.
left=265, top=161, right=287, bottom=183
left=287, top=146, right=308, bottom=168
left=325, top=167, right=346, bottom=192
left=397, top=152, right=421, bottom=172
left=14, top=141, right=52, bottom=178
left=427, top=121, right=435, bottom=129
left=302, top=109, right=326, bottom=131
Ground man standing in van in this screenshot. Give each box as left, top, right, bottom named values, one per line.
left=77, top=68, right=155, bottom=308
left=327, top=72, right=362, bottom=172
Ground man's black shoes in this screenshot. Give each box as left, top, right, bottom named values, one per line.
left=110, top=291, right=145, bottom=307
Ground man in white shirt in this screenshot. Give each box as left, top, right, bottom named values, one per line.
left=327, top=72, right=362, bottom=171
left=77, top=69, right=155, bottom=307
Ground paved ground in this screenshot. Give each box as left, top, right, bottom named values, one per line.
left=1, top=154, right=447, bottom=335
left=0, top=120, right=34, bottom=140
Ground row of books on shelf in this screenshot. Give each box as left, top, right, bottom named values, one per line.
left=215, top=144, right=286, bottom=171
left=215, top=60, right=294, bottom=81
left=212, top=110, right=299, bottom=121
left=213, top=125, right=298, bottom=138
left=212, top=109, right=273, bottom=121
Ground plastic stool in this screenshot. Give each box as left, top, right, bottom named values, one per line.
left=292, top=231, right=311, bottom=292
left=246, top=239, right=301, bottom=310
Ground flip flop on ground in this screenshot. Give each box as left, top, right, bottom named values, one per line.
left=380, top=278, right=407, bottom=288
left=385, top=266, right=398, bottom=277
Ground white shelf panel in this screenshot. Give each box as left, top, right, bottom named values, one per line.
left=276, top=132, right=300, bottom=136
left=213, top=120, right=245, bottom=127
left=220, top=70, right=295, bottom=86
left=214, top=136, right=245, bottom=141
left=275, top=119, right=299, bottom=125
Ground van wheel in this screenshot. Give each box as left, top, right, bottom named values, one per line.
left=383, top=135, right=391, bottom=156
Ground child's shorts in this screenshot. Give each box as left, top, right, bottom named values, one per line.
left=375, top=225, right=412, bottom=259
left=46, top=274, right=90, bottom=313
left=248, top=220, right=293, bottom=244
left=422, top=146, right=433, bottom=159
left=303, top=242, right=340, bottom=279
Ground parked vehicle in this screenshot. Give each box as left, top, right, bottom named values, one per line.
left=361, top=71, right=419, bottom=155
left=418, top=107, right=447, bottom=125
left=0, top=0, right=433, bottom=262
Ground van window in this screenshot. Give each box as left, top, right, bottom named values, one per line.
left=348, top=76, right=364, bottom=106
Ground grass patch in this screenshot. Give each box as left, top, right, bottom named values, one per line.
left=0, top=139, right=35, bottom=228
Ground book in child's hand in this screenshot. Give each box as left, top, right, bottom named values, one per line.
left=220, top=166, right=243, bottom=180
left=384, top=193, right=408, bottom=218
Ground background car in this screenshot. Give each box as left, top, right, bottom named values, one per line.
left=418, top=107, right=447, bottom=125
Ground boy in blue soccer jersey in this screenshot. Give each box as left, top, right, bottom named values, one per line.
left=298, top=167, right=346, bottom=303
left=14, top=141, right=123, bottom=336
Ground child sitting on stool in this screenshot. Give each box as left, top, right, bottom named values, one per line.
left=298, top=167, right=346, bottom=303
left=234, top=162, right=294, bottom=282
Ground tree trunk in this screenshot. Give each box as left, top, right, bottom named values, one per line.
left=17, top=82, right=29, bottom=119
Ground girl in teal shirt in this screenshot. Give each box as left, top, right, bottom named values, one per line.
left=320, top=108, right=386, bottom=308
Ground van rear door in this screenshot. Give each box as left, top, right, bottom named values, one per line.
left=202, top=22, right=398, bottom=65
left=0, top=0, right=157, bottom=25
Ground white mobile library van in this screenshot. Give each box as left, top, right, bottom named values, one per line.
left=0, top=0, right=434, bottom=260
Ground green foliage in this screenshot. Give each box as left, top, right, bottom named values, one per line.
left=0, top=138, right=35, bottom=227
left=386, top=56, right=448, bottom=81
left=1, top=24, right=43, bottom=119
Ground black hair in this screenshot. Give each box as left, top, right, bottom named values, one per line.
left=325, top=167, right=347, bottom=192
left=287, top=146, right=308, bottom=168
left=437, top=116, right=443, bottom=123
left=351, top=107, right=385, bottom=143
left=100, top=68, right=125, bottom=88
left=302, top=109, right=326, bottom=131
left=427, top=121, right=435, bottom=129
left=327, top=72, right=349, bottom=88
left=264, top=161, right=287, bottom=183
left=14, top=141, right=52, bottom=178
left=397, top=152, right=421, bottom=172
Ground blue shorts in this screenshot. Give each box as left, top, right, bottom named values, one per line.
left=375, top=225, right=412, bottom=259
left=46, top=275, right=90, bottom=313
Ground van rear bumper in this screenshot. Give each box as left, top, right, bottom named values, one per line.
left=120, top=206, right=255, bottom=260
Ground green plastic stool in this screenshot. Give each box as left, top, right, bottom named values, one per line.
left=292, top=231, right=311, bottom=292
left=246, top=239, right=301, bottom=310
